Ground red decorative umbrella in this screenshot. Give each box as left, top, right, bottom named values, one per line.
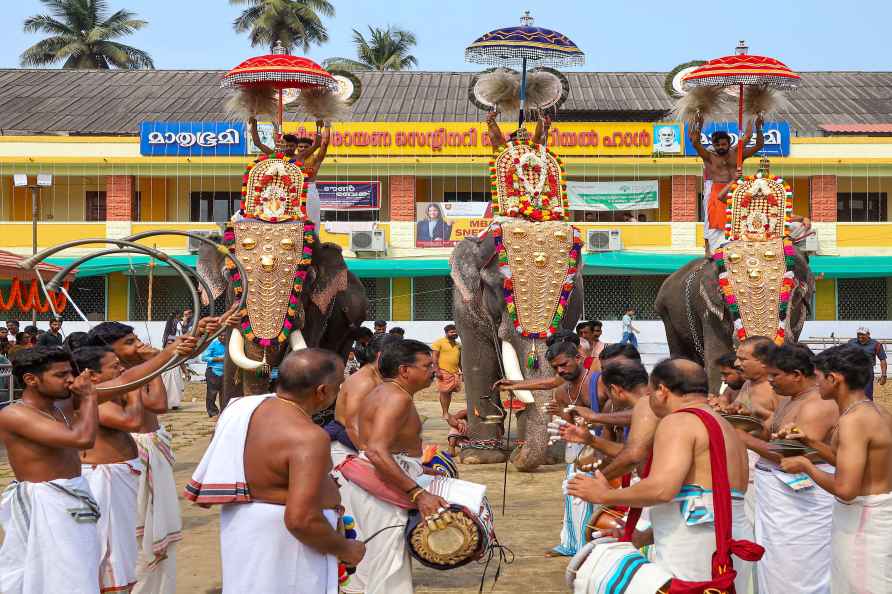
left=682, top=42, right=800, bottom=169
left=222, top=42, right=338, bottom=137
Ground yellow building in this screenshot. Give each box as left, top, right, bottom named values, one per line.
left=0, top=69, right=891, bottom=324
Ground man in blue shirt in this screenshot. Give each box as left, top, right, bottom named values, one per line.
left=201, top=334, right=227, bottom=417
left=847, top=327, right=887, bottom=399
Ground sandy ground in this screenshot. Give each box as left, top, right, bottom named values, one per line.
left=2, top=380, right=892, bottom=593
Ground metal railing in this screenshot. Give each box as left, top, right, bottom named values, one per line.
left=0, top=363, right=15, bottom=403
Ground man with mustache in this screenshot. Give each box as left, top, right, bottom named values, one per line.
left=689, top=114, right=764, bottom=255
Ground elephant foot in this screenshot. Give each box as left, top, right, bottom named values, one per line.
left=460, top=448, right=508, bottom=465
left=510, top=442, right=565, bottom=472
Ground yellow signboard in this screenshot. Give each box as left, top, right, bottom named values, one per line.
left=282, top=121, right=663, bottom=157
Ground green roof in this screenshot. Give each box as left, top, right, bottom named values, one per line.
left=44, top=252, right=892, bottom=280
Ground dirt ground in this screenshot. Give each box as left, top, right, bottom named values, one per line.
left=3, top=380, right=892, bottom=593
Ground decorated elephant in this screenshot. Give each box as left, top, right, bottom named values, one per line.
left=195, top=153, right=367, bottom=399
left=450, top=127, right=584, bottom=472
left=656, top=165, right=814, bottom=392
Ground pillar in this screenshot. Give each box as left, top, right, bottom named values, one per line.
left=670, top=175, right=699, bottom=222
left=106, top=175, right=135, bottom=222
left=106, top=272, right=129, bottom=321
left=389, top=175, right=416, bottom=221
left=391, top=278, right=412, bottom=321
left=814, top=278, right=837, bottom=321
left=810, top=175, right=837, bottom=222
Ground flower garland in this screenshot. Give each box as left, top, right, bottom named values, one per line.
left=723, top=172, right=793, bottom=240
left=223, top=222, right=315, bottom=348
left=0, top=279, right=68, bottom=314
left=240, top=153, right=308, bottom=222
left=713, top=239, right=796, bottom=345
left=489, top=139, right=568, bottom=221
left=492, top=223, right=582, bottom=339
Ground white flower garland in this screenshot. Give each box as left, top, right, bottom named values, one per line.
left=509, top=142, right=549, bottom=203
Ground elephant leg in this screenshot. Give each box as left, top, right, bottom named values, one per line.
left=509, top=401, right=551, bottom=471
left=454, top=318, right=508, bottom=465
left=701, top=313, right=732, bottom=394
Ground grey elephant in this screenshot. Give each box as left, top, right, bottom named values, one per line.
left=450, top=225, right=584, bottom=472
left=196, top=234, right=368, bottom=399
left=655, top=248, right=814, bottom=392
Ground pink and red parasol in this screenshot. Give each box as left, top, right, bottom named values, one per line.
left=682, top=43, right=800, bottom=169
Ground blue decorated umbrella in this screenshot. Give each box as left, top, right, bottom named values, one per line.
left=466, top=11, right=584, bottom=128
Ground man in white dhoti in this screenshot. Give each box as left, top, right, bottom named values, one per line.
left=185, top=349, right=364, bottom=594
left=569, top=359, right=761, bottom=592
left=733, top=343, right=838, bottom=594
left=89, top=322, right=182, bottom=594
left=0, top=347, right=102, bottom=593
left=338, top=339, right=448, bottom=594
left=781, top=345, right=892, bottom=593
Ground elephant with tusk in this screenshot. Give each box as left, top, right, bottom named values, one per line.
left=195, top=153, right=367, bottom=402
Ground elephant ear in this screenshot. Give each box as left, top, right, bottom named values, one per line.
left=195, top=235, right=228, bottom=306
left=310, top=241, right=350, bottom=315
left=699, top=259, right=727, bottom=321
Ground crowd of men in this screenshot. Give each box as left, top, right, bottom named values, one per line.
left=1, top=313, right=890, bottom=593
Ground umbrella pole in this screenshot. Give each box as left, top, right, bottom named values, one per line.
left=736, top=83, right=744, bottom=172
left=277, top=89, right=284, bottom=144
left=518, top=57, right=527, bottom=130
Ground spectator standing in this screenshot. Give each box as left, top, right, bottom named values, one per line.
left=388, top=327, right=405, bottom=338
left=373, top=320, right=387, bottom=336
left=431, top=324, right=463, bottom=419
left=620, top=308, right=639, bottom=348
left=162, top=308, right=193, bottom=347
left=4, top=321, right=19, bottom=344
left=201, top=334, right=226, bottom=417
left=36, top=318, right=63, bottom=348
left=847, top=327, right=887, bottom=399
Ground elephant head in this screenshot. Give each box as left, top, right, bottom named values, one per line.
left=450, top=221, right=584, bottom=471
left=656, top=246, right=814, bottom=392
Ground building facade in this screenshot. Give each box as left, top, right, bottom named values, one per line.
left=0, top=69, right=891, bottom=327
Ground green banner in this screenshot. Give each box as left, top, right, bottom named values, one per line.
left=567, top=180, right=659, bottom=211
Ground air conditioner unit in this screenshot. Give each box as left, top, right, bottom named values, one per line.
left=801, top=233, right=819, bottom=254
left=187, top=230, right=220, bottom=254
left=350, top=229, right=386, bottom=255
left=587, top=229, right=622, bottom=252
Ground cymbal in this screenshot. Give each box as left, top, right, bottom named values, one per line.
left=722, top=414, right=763, bottom=434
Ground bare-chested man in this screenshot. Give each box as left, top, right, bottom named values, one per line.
left=690, top=114, right=764, bottom=254
left=486, top=110, right=551, bottom=147
left=186, top=348, right=363, bottom=593
left=339, top=339, right=448, bottom=594
left=0, top=347, right=102, bottom=593
left=734, top=343, right=838, bottom=594
left=568, top=359, right=757, bottom=591
left=713, top=351, right=745, bottom=408
left=780, top=345, right=892, bottom=592
left=733, top=336, right=780, bottom=419
left=332, top=332, right=402, bottom=459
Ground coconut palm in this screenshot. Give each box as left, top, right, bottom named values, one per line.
left=20, top=0, right=153, bottom=69
left=324, top=26, right=418, bottom=72
left=230, top=0, right=334, bottom=53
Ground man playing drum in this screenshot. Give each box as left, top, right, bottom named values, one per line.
left=339, top=339, right=448, bottom=594
left=568, top=359, right=756, bottom=592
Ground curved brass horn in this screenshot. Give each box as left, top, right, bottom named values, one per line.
left=25, top=239, right=202, bottom=394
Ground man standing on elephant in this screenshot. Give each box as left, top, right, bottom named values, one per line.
left=336, top=339, right=448, bottom=594
left=690, top=114, right=764, bottom=255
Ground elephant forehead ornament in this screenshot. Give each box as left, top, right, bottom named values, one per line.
left=224, top=153, right=315, bottom=372
left=713, top=160, right=796, bottom=345
left=487, top=134, right=582, bottom=377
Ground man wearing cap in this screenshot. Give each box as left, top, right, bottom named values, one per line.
left=847, top=328, right=887, bottom=399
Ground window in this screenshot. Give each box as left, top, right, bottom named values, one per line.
left=129, top=275, right=194, bottom=322
left=442, top=191, right=491, bottom=203
left=190, top=192, right=241, bottom=223
left=413, top=276, right=453, bottom=321
left=321, top=210, right=378, bottom=222
left=838, top=278, right=888, bottom=321
left=85, top=191, right=106, bottom=221
left=837, top=192, right=888, bottom=222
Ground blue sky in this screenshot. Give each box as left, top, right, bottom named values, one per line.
left=1, top=0, right=889, bottom=71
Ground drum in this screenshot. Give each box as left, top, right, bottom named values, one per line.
left=583, top=504, right=626, bottom=542
left=573, top=445, right=614, bottom=473
left=406, top=497, right=496, bottom=570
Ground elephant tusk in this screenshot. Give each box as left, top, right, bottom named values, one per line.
left=500, top=341, right=535, bottom=403
left=229, top=331, right=264, bottom=371
left=289, top=329, right=308, bottom=351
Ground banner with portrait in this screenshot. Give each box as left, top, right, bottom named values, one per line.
left=415, top=202, right=492, bottom=247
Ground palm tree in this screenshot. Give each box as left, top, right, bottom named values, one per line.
left=324, top=26, right=418, bottom=72
left=230, top=0, right=334, bottom=53
left=20, top=0, right=153, bottom=69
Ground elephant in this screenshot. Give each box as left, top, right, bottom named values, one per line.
left=449, top=230, right=584, bottom=472
left=196, top=234, right=368, bottom=400
left=655, top=248, right=814, bottom=393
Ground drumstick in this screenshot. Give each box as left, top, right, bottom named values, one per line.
left=361, top=524, right=405, bottom=544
